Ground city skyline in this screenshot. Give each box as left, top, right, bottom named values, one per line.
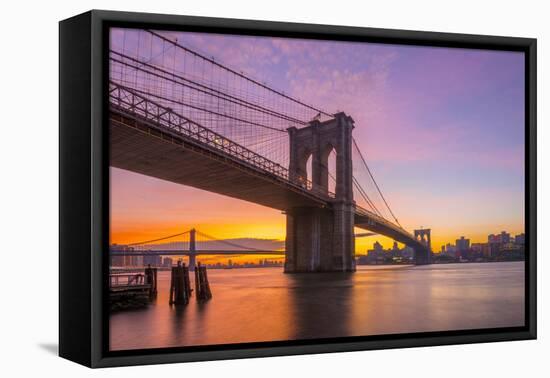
left=110, top=29, right=525, bottom=258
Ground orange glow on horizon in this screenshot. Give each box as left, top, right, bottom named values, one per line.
left=110, top=167, right=524, bottom=264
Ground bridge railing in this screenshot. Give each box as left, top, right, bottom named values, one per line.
left=109, top=81, right=335, bottom=199
left=109, top=273, right=146, bottom=287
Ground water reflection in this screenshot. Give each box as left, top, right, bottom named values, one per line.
left=287, top=272, right=354, bottom=340
left=110, top=262, right=524, bottom=351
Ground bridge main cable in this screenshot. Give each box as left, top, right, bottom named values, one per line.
left=110, top=51, right=307, bottom=128
left=195, top=230, right=270, bottom=251
left=146, top=30, right=334, bottom=118
left=126, top=230, right=191, bottom=246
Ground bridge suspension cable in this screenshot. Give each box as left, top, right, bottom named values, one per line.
left=110, top=51, right=306, bottom=129
left=352, top=138, right=403, bottom=228
left=126, top=230, right=191, bottom=246
left=146, top=30, right=333, bottom=119
left=110, top=28, right=338, bottom=172
left=353, top=176, right=383, bottom=217
left=109, top=28, right=406, bottom=233
left=195, top=230, right=264, bottom=251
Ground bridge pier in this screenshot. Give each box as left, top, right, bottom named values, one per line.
left=284, top=205, right=355, bottom=273
left=284, top=113, right=356, bottom=273
left=331, top=201, right=356, bottom=271
left=414, top=229, right=432, bottom=265
left=414, top=247, right=431, bottom=265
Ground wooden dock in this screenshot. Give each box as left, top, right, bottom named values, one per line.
left=109, top=268, right=157, bottom=311
left=109, top=262, right=213, bottom=311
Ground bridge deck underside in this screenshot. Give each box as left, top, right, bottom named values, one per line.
left=354, top=214, right=425, bottom=250
left=110, top=112, right=327, bottom=211
left=110, top=110, right=425, bottom=254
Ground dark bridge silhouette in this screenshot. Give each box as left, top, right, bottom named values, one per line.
left=110, top=228, right=285, bottom=271
left=109, top=29, right=432, bottom=272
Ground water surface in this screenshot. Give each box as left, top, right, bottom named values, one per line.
left=110, top=262, right=524, bottom=351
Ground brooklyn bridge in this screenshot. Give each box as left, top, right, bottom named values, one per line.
left=109, top=29, right=432, bottom=272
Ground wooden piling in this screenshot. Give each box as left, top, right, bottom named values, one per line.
left=183, top=264, right=192, bottom=299
left=144, top=265, right=157, bottom=297
left=202, top=265, right=212, bottom=299
left=153, top=268, right=158, bottom=294
left=169, top=266, right=175, bottom=305
left=169, top=261, right=190, bottom=305
left=195, top=262, right=212, bottom=301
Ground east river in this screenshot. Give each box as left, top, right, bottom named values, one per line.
left=110, top=261, right=524, bottom=351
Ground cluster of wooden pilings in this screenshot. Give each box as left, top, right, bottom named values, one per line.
left=169, top=261, right=193, bottom=305
left=169, top=260, right=212, bottom=305
left=195, top=262, right=212, bottom=301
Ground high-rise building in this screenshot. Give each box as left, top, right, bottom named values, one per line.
left=456, top=236, right=470, bottom=251
left=500, top=231, right=511, bottom=244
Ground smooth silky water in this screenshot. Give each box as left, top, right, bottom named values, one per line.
left=110, top=261, right=524, bottom=351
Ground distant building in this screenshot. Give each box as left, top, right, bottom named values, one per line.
left=110, top=244, right=141, bottom=267
left=366, top=241, right=385, bottom=264
left=163, top=257, right=173, bottom=267
left=443, top=243, right=457, bottom=257
left=440, top=244, right=456, bottom=258
left=456, top=236, right=470, bottom=252
left=515, top=233, right=525, bottom=245
left=402, top=246, right=414, bottom=259
left=489, top=231, right=511, bottom=244
left=500, top=231, right=511, bottom=244
left=144, top=254, right=162, bottom=267
left=471, top=243, right=483, bottom=253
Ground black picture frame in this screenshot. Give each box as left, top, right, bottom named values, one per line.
left=59, top=9, right=537, bottom=368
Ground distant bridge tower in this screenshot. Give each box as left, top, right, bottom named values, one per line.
left=414, top=228, right=432, bottom=265
left=285, top=112, right=355, bottom=272
left=188, top=228, right=197, bottom=271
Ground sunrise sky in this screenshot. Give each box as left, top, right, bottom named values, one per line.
left=110, top=29, right=525, bottom=256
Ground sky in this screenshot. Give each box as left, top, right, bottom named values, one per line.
left=110, top=28, right=525, bottom=256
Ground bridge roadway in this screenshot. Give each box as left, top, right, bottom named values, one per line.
left=109, top=82, right=424, bottom=252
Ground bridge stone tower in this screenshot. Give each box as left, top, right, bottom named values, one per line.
left=284, top=112, right=355, bottom=273
left=414, top=228, right=432, bottom=265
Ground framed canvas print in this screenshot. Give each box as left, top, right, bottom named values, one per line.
left=59, top=10, right=536, bottom=368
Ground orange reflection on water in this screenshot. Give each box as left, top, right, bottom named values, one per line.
left=110, top=262, right=524, bottom=351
